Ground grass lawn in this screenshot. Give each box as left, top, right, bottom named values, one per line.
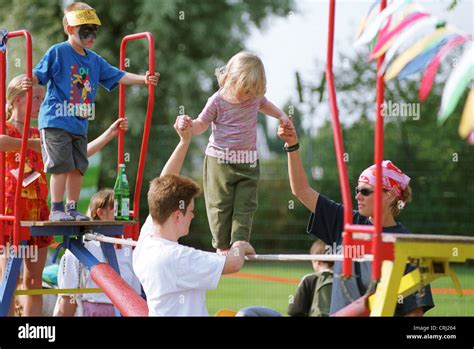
left=207, top=262, right=474, bottom=316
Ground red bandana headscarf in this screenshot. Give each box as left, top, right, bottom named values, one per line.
left=358, top=160, right=410, bottom=200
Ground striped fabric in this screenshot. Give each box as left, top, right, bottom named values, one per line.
left=197, top=91, right=267, bottom=163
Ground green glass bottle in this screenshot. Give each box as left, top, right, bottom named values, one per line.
left=114, top=164, right=130, bottom=220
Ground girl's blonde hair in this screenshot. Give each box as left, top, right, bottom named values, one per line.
left=216, top=51, right=266, bottom=98
left=88, top=188, right=114, bottom=221
left=6, top=74, right=32, bottom=120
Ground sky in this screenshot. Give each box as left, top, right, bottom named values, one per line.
left=245, top=0, right=474, bottom=119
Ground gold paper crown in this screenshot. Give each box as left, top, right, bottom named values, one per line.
left=65, top=9, right=101, bottom=26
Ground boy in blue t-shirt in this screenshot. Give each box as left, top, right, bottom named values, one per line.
left=22, top=2, right=159, bottom=221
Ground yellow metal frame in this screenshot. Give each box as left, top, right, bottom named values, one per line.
left=369, top=238, right=474, bottom=316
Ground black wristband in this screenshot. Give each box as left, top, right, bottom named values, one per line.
left=284, top=142, right=299, bottom=152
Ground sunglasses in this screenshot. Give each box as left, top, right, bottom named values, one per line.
left=355, top=187, right=373, bottom=196
left=355, top=187, right=389, bottom=196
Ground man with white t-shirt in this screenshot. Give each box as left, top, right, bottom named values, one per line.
left=133, top=115, right=256, bottom=316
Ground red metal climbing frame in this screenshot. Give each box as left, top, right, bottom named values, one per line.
left=117, top=32, right=156, bottom=241
left=326, top=0, right=394, bottom=281
left=0, top=30, right=33, bottom=248
left=0, top=31, right=155, bottom=246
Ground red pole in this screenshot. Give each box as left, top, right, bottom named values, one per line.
left=345, top=224, right=376, bottom=233
left=7, top=30, right=32, bottom=247
left=372, top=0, right=387, bottom=281
left=326, top=0, right=359, bottom=277
left=118, top=40, right=127, bottom=166
left=118, top=33, right=155, bottom=240
left=0, top=41, right=6, bottom=248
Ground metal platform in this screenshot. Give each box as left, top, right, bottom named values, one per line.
left=21, top=220, right=136, bottom=227
left=20, top=220, right=137, bottom=237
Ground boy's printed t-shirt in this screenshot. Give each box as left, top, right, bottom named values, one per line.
left=33, top=41, right=125, bottom=135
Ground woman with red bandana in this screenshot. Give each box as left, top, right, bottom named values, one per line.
left=278, top=121, right=434, bottom=316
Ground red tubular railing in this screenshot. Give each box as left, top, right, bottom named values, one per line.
left=118, top=32, right=155, bottom=240
left=0, top=39, right=6, bottom=248
left=372, top=0, right=388, bottom=280
left=326, top=0, right=387, bottom=280
left=326, top=0, right=355, bottom=277
left=0, top=30, right=32, bottom=247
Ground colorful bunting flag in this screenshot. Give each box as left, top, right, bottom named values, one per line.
left=355, top=0, right=413, bottom=46
left=355, top=0, right=381, bottom=40
left=384, top=27, right=450, bottom=81
left=419, top=35, right=468, bottom=101
left=369, top=11, right=429, bottom=60
left=397, top=33, right=457, bottom=79
left=438, top=44, right=474, bottom=125
left=379, top=16, right=438, bottom=75
left=458, top=87, right=474, bottom=139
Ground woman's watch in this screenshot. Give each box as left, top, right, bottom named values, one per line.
left=284, top=142, right=299, bottom=152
